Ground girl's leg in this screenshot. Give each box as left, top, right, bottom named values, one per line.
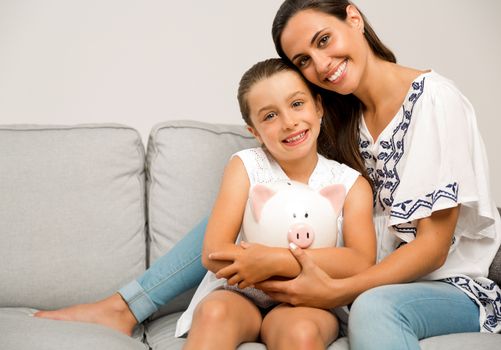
left=35, top=217, right=208, bottom=335
left=184, top=290, right=262, bottom=350
left=348, top=281, right=480, bottom=350
left=261, top=304, right=338, bottom=350
left=119, top=217, right=208, bottom=322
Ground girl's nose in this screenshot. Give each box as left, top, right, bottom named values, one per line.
left=282, top=112, right=298, bottom=129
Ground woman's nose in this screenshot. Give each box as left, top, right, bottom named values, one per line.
left=312, top=51, right=331, bottom=76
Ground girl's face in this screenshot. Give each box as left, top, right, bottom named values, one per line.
left=280, top=7, right=369, bottom=95
left=246, top=70, right=323, bottom=164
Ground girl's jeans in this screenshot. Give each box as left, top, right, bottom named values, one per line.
left=348, top=281, right=480, bottom=349
left=119, top=218, right=480, bottom=348
left=118, top=217, right=208, bottom=323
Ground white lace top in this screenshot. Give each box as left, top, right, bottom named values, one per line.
left=175, top=147, right=360, bottom=337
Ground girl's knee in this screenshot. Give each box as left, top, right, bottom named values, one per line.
left=193, top=298, right=232, bottom=324
left=264, top=314, right=337, bottom=350
left=286, top=320, right=323, bottom=345
left=350, top=286, right=401, bottom=325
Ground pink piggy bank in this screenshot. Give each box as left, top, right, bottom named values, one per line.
left=242, top=180, right=346, bottom=249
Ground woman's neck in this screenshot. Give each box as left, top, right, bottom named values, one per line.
left=354, top=58, right=426, bottom=140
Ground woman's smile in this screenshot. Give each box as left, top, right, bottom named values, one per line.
left=325, top=59, right=348, bottom=84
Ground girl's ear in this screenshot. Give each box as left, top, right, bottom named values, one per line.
left=247, top=125, right=263, bottom=144
left=346, top=5, right=364, bottom=33
left=315, top=94, right=324, bottom=120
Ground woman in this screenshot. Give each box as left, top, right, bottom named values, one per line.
left=246, top=0, right=501, bottom=348
left=36, top=1, right=501, bottom=348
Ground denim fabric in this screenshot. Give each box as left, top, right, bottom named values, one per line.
left=348, top=281, right=480, bottom=350
left=119, top=217, right=208, bottom=323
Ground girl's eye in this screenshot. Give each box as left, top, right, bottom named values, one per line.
left=318, top=35, right=329, bottom=47
left=292, top=101, right=304, bottom=108
left=264, top=112, right=277, bottom=121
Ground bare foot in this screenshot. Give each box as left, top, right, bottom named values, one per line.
left=34, top=293, right=138, bottom=336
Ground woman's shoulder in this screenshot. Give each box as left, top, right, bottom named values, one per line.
left=420, top=70, right=466, bottom=101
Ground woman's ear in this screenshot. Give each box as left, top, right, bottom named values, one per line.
left=346, top=5, right=364, bottom=33
left=247, top=125, right=263, bottom=144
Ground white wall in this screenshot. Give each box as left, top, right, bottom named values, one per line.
left=1, top=0, right=500, bottom=204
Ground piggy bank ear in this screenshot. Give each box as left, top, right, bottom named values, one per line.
left=319, top=184, right=346, bottom=216
left=249, top=184, right=276, bottom=222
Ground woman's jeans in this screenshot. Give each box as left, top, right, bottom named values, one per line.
left=118, top=217, right=208, bottom=323
left=348, top=281, right=480, bottom=349
left=119, top=218, right=480, bottom=347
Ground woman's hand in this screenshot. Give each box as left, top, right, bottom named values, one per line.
left=210, top=241, right=282, bottom=288
left=256, top=243, right=352, bottom=309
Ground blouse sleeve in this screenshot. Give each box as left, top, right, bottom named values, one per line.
left=388, top=75, right=496, bottom=243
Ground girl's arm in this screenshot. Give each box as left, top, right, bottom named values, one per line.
left=258, top=205, right=459, bottom=309
left=201, top=156, right=250, bottom=273
left=212, top=176, right=377, bottom=287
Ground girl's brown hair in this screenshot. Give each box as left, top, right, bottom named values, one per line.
left=237, top=58, right=316, bottom=127
left=272, top=0, right=396, bottom=183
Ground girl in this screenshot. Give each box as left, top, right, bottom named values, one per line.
left=179, top=58, right=375, bottom=349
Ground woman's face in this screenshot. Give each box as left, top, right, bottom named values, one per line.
left=280, top=6, right=369, bottom=95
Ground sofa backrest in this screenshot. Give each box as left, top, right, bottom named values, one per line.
left=145, top=121, right=258, bottom=314
left=146, top=120, right=259, bottom=264
left=0, top=124, right=147, bottom=309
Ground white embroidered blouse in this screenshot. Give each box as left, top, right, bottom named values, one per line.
left=359, top=70, right=501, bottom=332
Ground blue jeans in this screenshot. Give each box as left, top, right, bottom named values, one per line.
left=118, top=217, right=208, bottom=322
left=348, top=281, right=480, bottom=350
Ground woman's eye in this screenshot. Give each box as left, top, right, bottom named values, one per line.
left=298, top=56, right=310, bottom=67
left=292, top=101, right=304, bottom=108
left=318, top=35, right=329, bottom=47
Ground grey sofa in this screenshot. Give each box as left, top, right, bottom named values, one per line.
left=1, top=120, right=500, bottom=350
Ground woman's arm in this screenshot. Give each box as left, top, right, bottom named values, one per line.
left=212, top=176, right=377, bottom=287
left=201, top=156, right=250, bottom=273
left=257, top=205, right=460, bottom=308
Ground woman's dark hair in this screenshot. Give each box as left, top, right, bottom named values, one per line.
left=272, top=0, right=396, bottom=183
left=237, top=58, right=316, bottom=126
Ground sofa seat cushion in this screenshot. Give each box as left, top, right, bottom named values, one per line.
left=0, top=308, right=147, bottom=350
left=0, top=124, right=147, bottom=310
left=144, top=312, right=501, bottom=350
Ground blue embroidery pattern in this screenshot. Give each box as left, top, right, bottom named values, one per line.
left=391, top=182, right=459, bottom=220
left=444, top=276, right=501, bottom=332
left=358, top=75, right=501, bottom=333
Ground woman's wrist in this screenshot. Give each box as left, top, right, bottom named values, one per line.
left=270, top=246, right=301, bottom=278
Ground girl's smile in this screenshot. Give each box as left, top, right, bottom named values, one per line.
left=282, top=129, right=309, bottom=147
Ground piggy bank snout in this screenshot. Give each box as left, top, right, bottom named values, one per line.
left=287, top=223, right=315, bottom=249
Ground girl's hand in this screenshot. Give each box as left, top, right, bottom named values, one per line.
left=210, top=242, right=278, bottom=288
left=256, top=244, right=351, bottom=309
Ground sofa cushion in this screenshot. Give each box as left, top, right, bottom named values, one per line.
left=488, top=207, right=501, bottom=285
left=0, top=124, right=146, bottom=309
left=145, top=312, right=501, bottom=350
left=146, top=120, right=258, bottom=264
left=0, top=308, right=147, bottom=350
left=145, top=120, right=258, bottom=314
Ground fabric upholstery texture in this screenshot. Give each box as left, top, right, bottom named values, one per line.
left=146, top=120, right=258, bottom=265
left=0, top=308, right=147, bottom=350
left=0, top=124, right=146, bottom=310
left=488, top=207, right=501, bottom=285
left=1, top=121, right=500, bottom=349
